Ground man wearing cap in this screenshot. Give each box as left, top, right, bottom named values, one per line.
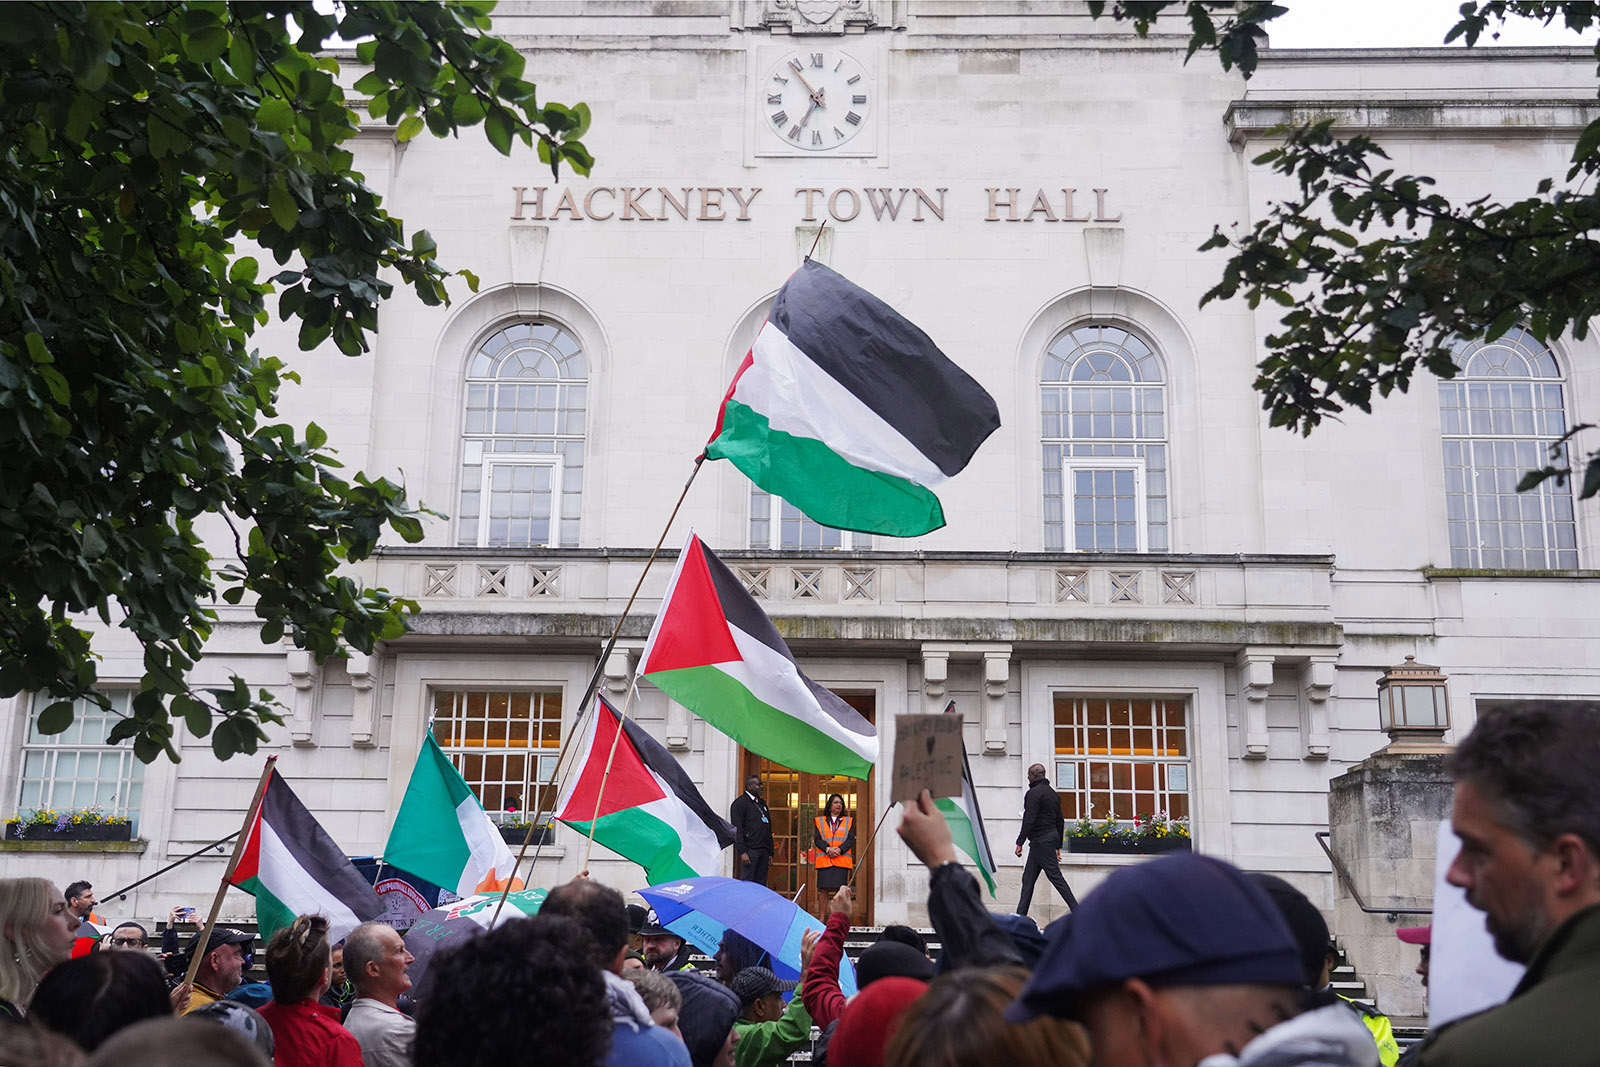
left=1416, top=703, right=1600, bottom=1067
left=641, top=910, right=697, bottom=973
left=180, top=927, right=255, bottom=1014
left=1006, top=851, right=1377, bottom=1067
left=1394, top=927, right=1429, bottom=1067
left=730, top=958, right=814, bottom=1067
left=1014, top=763, right=1078, bottom=917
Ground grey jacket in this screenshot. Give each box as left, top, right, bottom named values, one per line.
left=1198, top=1003, right=1381, bottom=1067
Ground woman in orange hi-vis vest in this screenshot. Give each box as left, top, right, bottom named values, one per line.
left=813, top=793, right=856, bottom=894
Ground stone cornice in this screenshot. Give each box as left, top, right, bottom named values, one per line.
left=1226, top=96, right=1599, bottom=144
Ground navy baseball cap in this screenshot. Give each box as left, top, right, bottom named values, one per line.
left=1006, top=853, right=1302, bottom=1022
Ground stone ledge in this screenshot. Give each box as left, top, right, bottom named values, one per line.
left=1226, top=97, right=1598, bottom=144
left=0, top=839, right=148, bottom=854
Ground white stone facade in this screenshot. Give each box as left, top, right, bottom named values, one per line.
left=4, top=2, right=1597, bottom=1017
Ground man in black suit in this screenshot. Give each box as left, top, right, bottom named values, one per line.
left=1015, top=762, right=1078, bottom=916
left=730, top=774, right=773, bottom=884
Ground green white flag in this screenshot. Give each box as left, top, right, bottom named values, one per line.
left=383, top=733, right=521, bottom=895
left=933, top=701, right=997, bottom=896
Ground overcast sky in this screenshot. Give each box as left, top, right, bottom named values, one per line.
left=1264, top=0, right=1598, bottom=48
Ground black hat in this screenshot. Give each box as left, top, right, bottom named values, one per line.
left=638, top=907, right=677, bottom=939
left=625, top=903, right=649, bottom=936
left=1249, top=873, right=1332, bottom=989
left=729, top=966, right=797, bottom=1010
left=855, top=941, right=933, bottom=987
left=669, top=971, right=741, bottom=1067
left=185, top=926, right=254, bottom=960
left=1006, top=853, right=1301, bottom=1022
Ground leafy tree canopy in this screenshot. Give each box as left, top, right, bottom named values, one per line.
left=0, top=1, right=591, bottom=762
left=1090, top=1, right=1600, bottom=497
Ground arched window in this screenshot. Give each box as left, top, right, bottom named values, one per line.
left=1439, top=328, right=1577, bottom=569
left=1041, top=325, right=1168, bottom=552
left=457, top=322, right=588, bottom=547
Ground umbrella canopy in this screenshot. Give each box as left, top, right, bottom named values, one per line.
left=402, top=889, right=547, bottom=998
left=638, top=876, right=856, bottom=995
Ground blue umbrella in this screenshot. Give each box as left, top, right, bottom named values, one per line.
left=638, top=876, right=857, bottom=996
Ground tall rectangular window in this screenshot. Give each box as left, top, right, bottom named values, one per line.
left=750, top=487, right=872, bottom=550
left=1052, top=695, right=1189, bottom=822
left=18, top=693, right=145, bottom=830
left=432, top=689, right=563, bottom=818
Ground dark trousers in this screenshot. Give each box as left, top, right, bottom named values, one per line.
left=739, top=849, right=771, bottom=885
left=1017, top=836, right=1078, bottom=915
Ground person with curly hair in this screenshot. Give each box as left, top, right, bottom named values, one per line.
left=412, top=914, right=612, bottom=1067
left=256, top=915, right=362, bottom=1067
left=0, top=877, right=77, bottom=1019
left=884, top=966, right=1088, bottom=1067
left=30, top=951, right=173, bottom=1053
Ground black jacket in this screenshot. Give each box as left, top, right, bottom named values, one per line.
left=730, top=791, right=772, bottom=853
left=1016, top=777, right=1064, bottom=847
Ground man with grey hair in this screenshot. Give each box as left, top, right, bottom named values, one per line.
left=1417, top=702, right=1600, bottom=1066
left=341, top=921, right=415, bottom=1067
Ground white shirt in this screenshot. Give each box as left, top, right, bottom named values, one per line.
left=344, top=996, right=416, bottom=1067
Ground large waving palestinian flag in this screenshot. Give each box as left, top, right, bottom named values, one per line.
left=555, top=696, right=736, bottom=883
left=640, top=533, right=876, bottom=779
left=704, top=259, right=1000, bottom=537
left=231, top=770, right=382, bottom=943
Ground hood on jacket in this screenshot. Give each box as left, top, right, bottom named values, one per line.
left=1196, top=1002, right=1380, bottom=1067
left=603, top=969, right=654, bottom=1032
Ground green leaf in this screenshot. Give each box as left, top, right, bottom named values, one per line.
left=485, top=108, right=514, bottom=155
left=396, top=115, right=425, bottom=142
left=36, top=701, right=75, bottom=735
left=268, top=182, right=299, bottom=231
left=1583, top=457, right=1600, bottom=500
left=173, top=694, right=212, bottom=737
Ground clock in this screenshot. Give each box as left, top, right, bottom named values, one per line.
left=760, top=49, right=872, bottom=152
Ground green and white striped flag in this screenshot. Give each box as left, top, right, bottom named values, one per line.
left=933, top=701, right=997, bottom=897
left=383, top=733, right=521, bottom=896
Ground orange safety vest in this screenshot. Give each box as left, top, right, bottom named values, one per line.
left=813, top=815, right=854, bottom=869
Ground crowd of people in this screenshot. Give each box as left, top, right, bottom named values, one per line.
left=0, top=702, right=1594, bottom=1066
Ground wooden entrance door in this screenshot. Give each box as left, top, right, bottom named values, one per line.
left=740, top=694, right=874, bottom=925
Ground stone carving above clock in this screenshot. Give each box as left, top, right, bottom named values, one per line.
left=739, top=0, right=901, bottom=36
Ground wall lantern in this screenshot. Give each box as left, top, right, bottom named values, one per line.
left=1376, top=656, right=1452, bottom=752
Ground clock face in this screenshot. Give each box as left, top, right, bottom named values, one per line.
left=761, top=50, right=871, bottom=152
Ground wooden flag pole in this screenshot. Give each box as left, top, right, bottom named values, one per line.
left=805, top=219, right=828, bottom=261
left=846, top=803, right=895, bottom=892
left=183, top=755, right=277, bottom=991
left=488, top=456, right=705, bottom=929
left=581, top=681, right=641, bottom=870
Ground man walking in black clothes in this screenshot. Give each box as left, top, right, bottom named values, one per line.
left=731, top=774, right=773, bottom=885
left=1015, top=763, right=1078, bottom=916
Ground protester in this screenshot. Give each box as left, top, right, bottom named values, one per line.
left=1007, top=851, right=1377, bottom=1067
left=341, top=921, right=415, bottom=1067
left=188, top=999, right=276, bottom=1060
left=813, top=793, right=856, bottom=898
left=256, top=914, right=362, bottom=1067
left=30, top=951, right=172, bottom=1053
left=641, top=909, right=698, bottom=972
left=106, top=923, right=150, bottom=952
left=412, top=915, right=612, bottom=1067
left=714, top=929, right=768, bottom=985
left=730, top=959, right=814, bottom=1067
left=63, top=883, right=103, bottom=926
left=84, top=1016, right=271, bottom=1067
left=827, top=977, right=927, bottom=1067
left=627, top=903, right=649, bottom=954
left=1396, top=926, right=1430, bottom=990
left=1251, top=873, right=1399, bottom=1067
left=669, top=971, right=741, bottom=1067
left=0, top=1022, right=85, bottom=1067
left=895, top=792, right=1023, bottom=973
left=885, top=965, right=1088, bottom=1067
left=730, top=775, right=773, bottom=885
left=625, top=967, right=685, bottom=1038
left=1014, top=763, right=1078, bottom=916
left=877, top=925, right=928, bottom=957
left=0, top=876, right=78, bottom=1018
left=320, top=940, right=356, bottom=1018
left=178, top=927, right=254, bottom=1014
left=625, top=951, right=648, bottom=972
left=1416, top=702, right=1600, bottom=1066
left=543, top=878, right=692, bottom=1067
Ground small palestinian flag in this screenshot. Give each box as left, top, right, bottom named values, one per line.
left=231, top=769, right=382, bottom=943
left=640, top=532, right=876, bottom=780
left=383, top=733, right=523, bottom=897
left=704, top=259, right=1000, bottom=537
left=933, top=701, right=998, bottom=897
left=554, top=696, right=736, bottom=883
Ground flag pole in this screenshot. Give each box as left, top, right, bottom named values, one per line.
left=581, top=681, right=641, bottom=870
left=183, top=755, right=277, bottom=991
left=805, top=219, right=828, bottom=261
left=489, top=456, right=705, bottom=929
left=846, top=802, right=895, bottom=893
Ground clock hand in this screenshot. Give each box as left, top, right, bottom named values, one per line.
left=792, top=67, right=825, bottom=107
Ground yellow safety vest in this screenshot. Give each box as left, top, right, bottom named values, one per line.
left=814, top=815, right=853, bottom=869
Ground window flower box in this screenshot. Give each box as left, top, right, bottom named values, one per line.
left=497, top=823, right=553, bottom=846
left=1065, top=812, right=1191, bottom=856
left=6, top=808, right=133, bottom=842
left=1067, top=835, right=1192, bottom=856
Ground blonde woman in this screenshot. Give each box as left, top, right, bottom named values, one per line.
left=0, top=877, right=77, bottom=1019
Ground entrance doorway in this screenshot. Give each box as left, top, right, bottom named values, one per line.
left=740, top=693, right=874, bottom=925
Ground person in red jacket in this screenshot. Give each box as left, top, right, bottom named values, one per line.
left=256, top=916, right=363, bottom=1067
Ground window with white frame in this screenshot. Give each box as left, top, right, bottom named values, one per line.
left=18, top=693, right=145, bottom=829
left=1042, top=325, right=1168, bottom=552
left=457, top=322, right=587, bottom=547
left=432, top=689, right=563, bottom=819
left=1439, top=328, right=1578, bottom=569
left=1052, top=695, right=1189, bottom=823
left=749, top=487, right=873, bottom=550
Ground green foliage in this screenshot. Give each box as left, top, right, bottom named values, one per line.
left=1092, top=1, right=1600, bottom=500
left=0, top=2, right=592, bottom=762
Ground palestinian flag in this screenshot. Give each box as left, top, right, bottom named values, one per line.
left=383, top=733, right=523, bottom=897
left=640, top=533, right=876, bottom=779
left=704, top=259, right=1000, bottom=537
left=933, top=701, right=998, bottom=897
left=231, top=770, right=382, bottom=943
left=554, top=696, right=736, bottom=883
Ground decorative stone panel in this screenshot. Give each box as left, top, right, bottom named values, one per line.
left=792, top=568, right=823, bottom=599
left=423, top=564, right=457, bottom=597
left=528, top=566, right=560, bottom=597
left=1055, top=569, right=1088, bottom=603
left=1161, top=571, right=1195, bottom=605
left=737, top=567, right=771, bottom=599
left=1110, top=572, right=1141, bottom=604
left=477, top=565, right=508, bottom=597
left=843, top=567, right=876, bottom=601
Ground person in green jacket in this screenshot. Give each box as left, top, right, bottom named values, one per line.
left=728, top=933, right=817, bottom=1067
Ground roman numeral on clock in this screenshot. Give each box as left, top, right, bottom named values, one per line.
left=768, top=94, right=782, bottom=106
left=788, top=125, right=802, bottom=140
left=812, top=131, right=822, bottom=145
left=852, top=94, right=867, bottom=105
left=845, top=112, right=861, bottom=126
left=810, top=53, right=823, bottom=67
left=771, top=111, right=787, bottom=126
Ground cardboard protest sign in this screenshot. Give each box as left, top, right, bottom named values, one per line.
left=891, top=713, right=965, bottom=803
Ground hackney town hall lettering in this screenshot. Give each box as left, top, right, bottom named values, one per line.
left=508, top=185, right=1122, bottom=224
